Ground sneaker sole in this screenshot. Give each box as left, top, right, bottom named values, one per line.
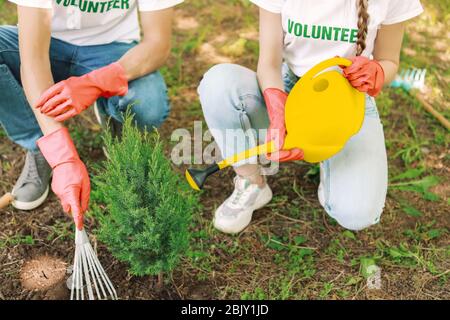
left=214, top=187, right=273, bottom=234
left=11, top=185, right=50, bottom=211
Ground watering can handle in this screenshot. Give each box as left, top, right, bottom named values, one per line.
left=218, top=141, right=277, bottom=169
left=302, top=57, right=352, bottom=81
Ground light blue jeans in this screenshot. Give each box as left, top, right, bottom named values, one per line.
left=0, top=26, right=170, bottom=152
left=198, top=63, right=388, bottom=231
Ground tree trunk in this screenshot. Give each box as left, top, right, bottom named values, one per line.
left=157, top=272, right=164, bottom=288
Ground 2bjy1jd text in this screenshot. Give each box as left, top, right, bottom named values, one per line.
left=181, top=304, right=269, bottom=318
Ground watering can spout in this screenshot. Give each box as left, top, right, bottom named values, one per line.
left=186, top=165, right=220, bottom=191
left=186, top=141, right=276, bottom=191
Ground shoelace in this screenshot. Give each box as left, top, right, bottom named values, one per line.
left=228, top=177, right=255, bottom=209
left=21, top=153, right=42, bottom=187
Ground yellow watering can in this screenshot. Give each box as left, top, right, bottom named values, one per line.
left=186, top=57, right=365, bottom=190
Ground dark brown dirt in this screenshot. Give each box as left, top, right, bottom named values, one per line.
left=1, top=0, right=449, bottom=300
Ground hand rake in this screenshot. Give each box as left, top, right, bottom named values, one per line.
left=390, top=68, right=449, bottom=130
left=68, top=226, right=118, bottom=300
left=1, top=192, right=118, bottom=300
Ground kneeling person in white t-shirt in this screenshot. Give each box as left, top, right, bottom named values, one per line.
left=0, top=0, right=182, bottom=229
left=198, top=0, right=423, bottom=234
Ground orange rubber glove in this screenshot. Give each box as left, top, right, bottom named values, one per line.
left=264, top=88, right=304, bottom=162
left=37, top=127, right=90, bottom=230
left=36, top=62, right=128, bottom=122
left=343, top=56, right=385, bottom=97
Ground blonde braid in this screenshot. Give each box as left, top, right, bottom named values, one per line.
left=356, top=0, right=369, bottom=56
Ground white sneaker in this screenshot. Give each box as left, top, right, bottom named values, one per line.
left=214, top=176, right=273, bottom=234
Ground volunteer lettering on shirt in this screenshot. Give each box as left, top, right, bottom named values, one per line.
left=250, top=0, right=424, bottom=76
left=55, top=0, right=130, bottom=13
left=287, top=19, right=359, bottom=44
left=8, top=0, right=184, bottom=46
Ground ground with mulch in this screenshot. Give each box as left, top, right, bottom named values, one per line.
left=0, top=0, right=448, bottom=300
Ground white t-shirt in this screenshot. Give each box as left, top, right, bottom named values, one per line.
left=250, top=0, right=423, bottom=76
left=9, top=0, right=183, bottom=45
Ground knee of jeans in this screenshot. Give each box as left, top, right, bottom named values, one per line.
left=198, top=63, right=252, bottom=118
left=327, top=201, right=384, bottom=231
left=120, top=73, right=169, bottom=129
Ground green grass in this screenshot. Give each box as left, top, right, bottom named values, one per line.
left=0, top=0, right=448, bottom=300
left=0, top=234, right=35, bottom=249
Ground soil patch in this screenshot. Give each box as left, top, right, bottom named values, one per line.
left=20, top=256, right=67, bottom=291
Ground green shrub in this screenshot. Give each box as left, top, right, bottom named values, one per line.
left=92, top=115, right=198, bottom=277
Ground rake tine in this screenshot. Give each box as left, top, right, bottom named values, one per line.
left=414, top=68, right=422, bottom=81
left=88, top=246, right=112, bottom=299
left=74, top=231, right=84, bottom=300
left=422, top=68, right=427, bottom=79
left=401, top=68, right=408, bottom=81
left=414, top=69, right=422, bottom=85
left=97, top=258, right=118, bottom=299
left=411, top=69, right=420, bottom=89
left=77, top=247, right=83, bottom=300
left=410, top=69, right=417, bottom=82
left=80, top=244, right=95, bottom=300
left=412, top=70, right=419, bottom=89
left=70, top=255, right=77, bottom=300
left=418, top=69, right=427, bottom=90
left=85, top=245, right=103, bottom=299
left=87, top=244, right=118, bottom=299
left=403, top=69, right=415, bottom=91
left=399, top=69, right=408, bottom=88
left=404, top=69, right=413, bottom=82
left=85, top=244, right=108, bottom=299
left=399, top=68, right=406, bottom=79
left=419, top=69, right=426, bottom=80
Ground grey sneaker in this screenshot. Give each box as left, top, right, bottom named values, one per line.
left=12, top=150, right=51, bottom=210
left=214, top=176, right=273, bottom=234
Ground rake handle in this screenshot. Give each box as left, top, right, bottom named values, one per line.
left=414, top=92, right=450, bottom=130
left=0, top=193, right=14, bottom=210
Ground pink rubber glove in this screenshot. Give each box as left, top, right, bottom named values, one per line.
left=264, top=88, right=304, bottom=162
left=36, top=62, right=128, bottom=122
left=342, top=56, right=385, bottom=97
left=37, top=127, right=90, bottom=230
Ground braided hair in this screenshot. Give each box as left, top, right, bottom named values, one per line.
left=356, top=0, right=369, bottom=56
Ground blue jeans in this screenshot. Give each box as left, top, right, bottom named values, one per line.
left=0, top=26, right=170, bottom=151
left=198, top=63, right=388, bottom=231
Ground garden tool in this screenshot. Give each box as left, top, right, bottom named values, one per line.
left=186, top=57, right=365, bottom=190
left=0, top=192, right=14, bottom=210
left=0, top=192, right=117, bottom=299
left=390, top=68, right=449, bottom=130
left=0, top=194, right=117, bottom=300
left=0, top=187, right=49, bottom=211
left=69, top=225, right=118, bottom=300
